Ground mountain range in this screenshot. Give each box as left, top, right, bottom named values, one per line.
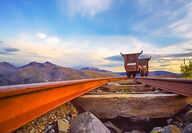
left=81, top=67, right=120, bottom=78
left=81, top=67, right=110, bottom=72
left=0, top=62, right=119, bottom=86
left=148, top=71, right=180, bottom=76
left=117, top=71, right=180, bottom=77
left=0, top=61, right=179, bottom=86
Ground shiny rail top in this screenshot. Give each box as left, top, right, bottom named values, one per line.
left=0, top=77, right=127, bottom=133
left=135, top=77, right=192, bottom=97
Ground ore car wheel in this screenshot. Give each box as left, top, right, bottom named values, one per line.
left=145, top=71, right=149, bottom=76
left=132, top=72, right=136, bottom=78
left=126, top=72, right=131, bottom=78
left=140, top=68, right=144, bottom=77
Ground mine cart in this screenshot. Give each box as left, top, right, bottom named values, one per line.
left=138, top=57, right=151, bottom=77
left=120, top=51, right=143, bottom=78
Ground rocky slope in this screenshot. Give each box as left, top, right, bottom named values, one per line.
left=0, top=62, right=90, bottom=85
left=0, top=62, right=120, bottom=86
left=9, top=61, right=90, bottom=84
left=0, top=62, right=18, bottom=86
left=0, top=62, right=17, bottom=73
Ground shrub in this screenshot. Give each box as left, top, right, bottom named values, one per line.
left=180, top=60, right=192, bottom=79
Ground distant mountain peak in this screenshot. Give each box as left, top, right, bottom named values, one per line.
left=0, top=62, right=17, bottom=68
left=0, top=61, right=13, bottom=65
left=23, top=61, right=57, bottom=66
left=0, top=61, right=9, bottom=64
left=0, top=62, right=17, bottom=73
left=44, top=61, right=56, bottom=66
left=20, top=61, right=44, bottom=68
left=28, top=61, right=39, bottom=65
left=81, top=67, right=110, bottom=72
left=81, top=67, right=100, bottom=71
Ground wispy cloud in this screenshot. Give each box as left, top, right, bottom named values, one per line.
left=167, top=2, right=192, bottom=38
left=58, top=0, right=112, bottom=17
left=185, top=48, right=192, bottom=52
left=36, top=33, right=59, bottom=44
left=105, top=55, right=124, bottom=62
left=183, top=32, right=192, bottom=38
left=4, top=48, right=20, bottom=52
left=131, top=0, right=192, bottom=40
left=105, top=52, right=192, bottom=62
left=165, top=52, right=192, bottom=58
left=46, top=37, right=59, bottom=44
left=0, top=47, right=20, bottom=55
left=37, top=33, right=47, bottom=39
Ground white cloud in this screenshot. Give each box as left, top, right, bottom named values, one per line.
left=169, top=19, right=192, bottom=33
left=36, top=33, right=60, bottom=44
left=183, top=32, right=192, bottom=38
left=60, top=0, right=112, bottom=17
left=37, top=33, right=47, bottom=39
left=46, top=37, right=59, bottom=44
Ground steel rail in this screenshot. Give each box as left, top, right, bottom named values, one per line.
left=135, top=77, right=192, bottom=97
left=0, top=77, right=126, bottom=132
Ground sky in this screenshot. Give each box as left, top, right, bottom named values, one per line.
left=0, top=0, right=192, bottom=73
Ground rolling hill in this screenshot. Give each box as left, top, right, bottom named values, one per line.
left=81, top=67, right=121, bottom=78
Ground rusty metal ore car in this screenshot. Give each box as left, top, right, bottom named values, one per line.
left=138, top=57, right=151, bottom=77
left=120, top=51, right=151, bottom=78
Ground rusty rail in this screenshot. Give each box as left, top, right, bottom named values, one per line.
left=0, top=77, right=126, bottom=132
left=135, top=77, right=192, bottom=97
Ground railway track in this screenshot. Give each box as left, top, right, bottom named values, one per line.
left=135, top=77, right=192, bottom=97
left=0, top=77, right=126, bottom=132
left=0, top=76, right=192, bottom=132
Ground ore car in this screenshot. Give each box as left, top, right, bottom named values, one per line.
left=120, top=51, right=151, bottom=78
left=138, top=57, right=151, bottom=77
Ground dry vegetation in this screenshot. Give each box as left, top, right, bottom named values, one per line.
left=82, top=70, right=120, bottom=78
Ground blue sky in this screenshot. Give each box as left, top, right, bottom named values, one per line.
left=0, top=0, right=192, bottom=72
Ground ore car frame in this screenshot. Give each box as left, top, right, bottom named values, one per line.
left=120, top=51, right=151, bottom=78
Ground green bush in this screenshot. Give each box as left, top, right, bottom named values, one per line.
left=180, top=60, right=192, bottom=79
